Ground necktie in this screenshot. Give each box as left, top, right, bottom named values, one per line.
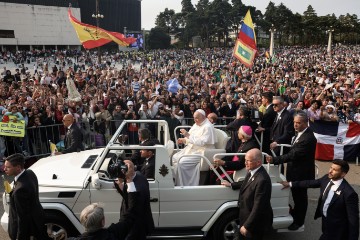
left=322, top=181, right=334, bottom=203
left=292, top=133, right=298, bottom=144
left=275, top=114, right=280, bottom=123
left=244, top=171, right=251, bottom=183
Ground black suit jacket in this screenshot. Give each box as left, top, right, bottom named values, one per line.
left=270, top=109, right=295, bottom=145
left=258, top=105, right=277, bottom=154
left=225, top=118, right=258, bottom=153
left=231, top=166, right=273, bottom=235
left=259, top=104, right=277, bottom=134
left=117, top=172, right=154, bottom=240
left=131, top=138, right=160, bottom=167
left=69, top=192, right=137, bottom=240
left=219, top=103, right=238, bottom=118
left=273, top=128, right=317, bottom=181
left=219, top=103, right=238, bottom=124
left=62, top=124, right=84, bottom=154
left=223, top=139, right=259, bottom=170
left=140, top=155, right=155, bottom=179
left=9, top=169, right=47, bottom=240
left=292, top=175, right=359, bottom=240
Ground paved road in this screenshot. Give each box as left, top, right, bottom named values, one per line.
left=0, top=160, right=359, bottom=240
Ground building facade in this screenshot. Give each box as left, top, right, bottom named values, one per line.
left=0, top=0, right=141, bottom=50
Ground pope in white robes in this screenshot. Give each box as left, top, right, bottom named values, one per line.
left=173, top=109, right=217, bottom=186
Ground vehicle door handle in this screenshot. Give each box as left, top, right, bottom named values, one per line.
left=150, top=197, right=158, bottom=202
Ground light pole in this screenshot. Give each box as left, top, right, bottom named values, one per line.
left=269, top=24, right=276, bottom=57
left=142, top=28, right=145, bottom=50
left=253, top=23, right=258, bottom=45
left=92, top=0, right=104, bottom=65
left=124, top=27, right=127, bottom=37
left=326, top=26, right=334, bottom=55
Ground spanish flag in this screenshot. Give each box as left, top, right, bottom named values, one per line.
left=68, top=8, right=136, bottom=49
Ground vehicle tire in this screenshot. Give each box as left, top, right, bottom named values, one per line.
left=45, top=210, right=79, bottom=239
left=212, top=209, right=239, bottom=240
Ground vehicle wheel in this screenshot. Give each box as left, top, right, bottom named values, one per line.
left=212, top=209, right=239, bottom=240
left=45, top=211, right=79, bottom=239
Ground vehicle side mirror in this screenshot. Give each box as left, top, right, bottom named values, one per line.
left=91, top=173, right=102, bottom=190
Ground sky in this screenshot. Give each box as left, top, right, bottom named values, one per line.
left=141, top=0, right=360, bottom=30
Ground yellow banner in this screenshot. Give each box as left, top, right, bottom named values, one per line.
left=0, top=116, right=25, bottom=137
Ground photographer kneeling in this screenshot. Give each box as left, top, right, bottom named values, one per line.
left=68, top=162, right=137, bottom=240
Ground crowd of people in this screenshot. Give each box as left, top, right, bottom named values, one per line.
left=1, top=44, right=360, bottom=240
left=0, top=45, right=359, bottom=159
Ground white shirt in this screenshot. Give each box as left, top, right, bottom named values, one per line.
left=14, top=169, right=25, bottom=182
left=293, top=127, right=308, bottom=144
left=126, top=182, right=137, bottom=192
left=276, top=107, right=285, bottom=121
left=249, top=166, right=261, bottom=179
left=323, top=178, right=343, bottom=217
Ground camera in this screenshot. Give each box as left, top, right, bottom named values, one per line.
left=108, top=159, right=128, bottom=179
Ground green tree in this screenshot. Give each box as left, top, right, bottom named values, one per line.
left=195, top=0, right=211, bottom=47
left=276, top=3, right=294, bottom=45
left=302, top=5, right=318, bottom=45
left=263, top=1, right=277, bottom=30
left=208, top=0, right=232, bottom=47
left=179, top=0, right=197, bottom=47
left=230, top=0, right=246, bottom=37
left=147, top=27, right=171, bottom=49
left=155, top=8, right=176, bottom=34
left=338, top=14, right=359, bottom=43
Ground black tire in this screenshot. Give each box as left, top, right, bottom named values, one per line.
left=211, top=209, right=239, bottom=240
left=45, top=210, right=79, bottom=239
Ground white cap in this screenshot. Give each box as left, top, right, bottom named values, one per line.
left=195, top=109, right=206, bottom=116
left=127, top=101, right=134, bottom=106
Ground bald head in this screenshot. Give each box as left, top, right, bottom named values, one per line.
left=207, top=113, right=218, bottom=124
left=63, top=114, right=74, bottom=127
left=245, top=148, right=263, bottom=171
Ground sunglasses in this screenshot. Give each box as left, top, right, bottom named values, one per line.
left=273, top=104, right=281, bottom=107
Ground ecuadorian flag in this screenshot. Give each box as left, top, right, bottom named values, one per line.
left=233, top=39, right=257, bottom=68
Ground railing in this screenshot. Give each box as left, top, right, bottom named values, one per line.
left=0, top=117, right=234, bottom=160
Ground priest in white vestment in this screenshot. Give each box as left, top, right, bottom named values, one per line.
left=173, top=109, right=217, bottom=186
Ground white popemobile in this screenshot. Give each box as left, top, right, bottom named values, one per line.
left=1, top=120, right=296, bottom=239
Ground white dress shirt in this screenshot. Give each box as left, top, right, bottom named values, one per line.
left=323, top=178, right=343, bottom=217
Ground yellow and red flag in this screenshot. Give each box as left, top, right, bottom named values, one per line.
left=68, top=8, right=136, bottom=49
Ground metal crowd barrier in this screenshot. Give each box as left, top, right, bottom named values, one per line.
left=3, top=116, right=355, bottom=172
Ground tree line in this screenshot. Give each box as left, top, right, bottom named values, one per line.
left=147, top=0, right=359, bottom=49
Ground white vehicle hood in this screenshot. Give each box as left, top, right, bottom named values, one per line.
left=30, top=148, right=104, bottom=188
